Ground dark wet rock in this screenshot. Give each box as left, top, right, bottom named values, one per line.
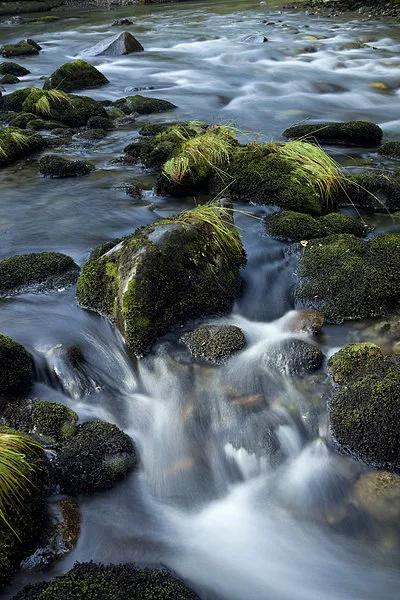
left=0, top=62, right=29, bottom=76
left=115, top=94, right=176, bottom=115
left=26, top=39, right=42, bottom=52
left=181, top=325, right=246, bottom=364
left=43, top=59, right=109, bottom=92
left=263, top=338, right=324, bottom=376
left=32, top=400, right=78, bottom=443
left=266, top=210, right=366, bottom=242
left=12, top=562, right=200, bottom=600
left=283, top=120, right=383, bottom=147
left=125, top=181, right=143, bottom=198
left=0, top=251, right=79, bottom=295
left=0, top=127, right=45, bottom=166
left=328, top=342, right=400, bottom=470
left=0, top=39, right=41, bottom=58
left=0, top=74, right=19, bottom=84
left=0, top=333, right=32, bottom=398
left=39, top=154, right=94, bottom=178
left=284, top=309, right=325, bottom=334
left=56, top=420, right=137, bottom=495
left=76, top=204, right=245, bottom=355
left=295, top=233, right=400, bottom=322
left=0, top=425, right=46, bottom=591
left=112, top=18, right=134, bottom=26
left=378, top=141, right=400, bottom=159
left=84, top=31, right=144, bottom=56
left=87, top=115, right=114, bottom=130
left=342, top=171, right=400, bottom=213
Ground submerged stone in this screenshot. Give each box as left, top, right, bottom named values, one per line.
left=353, top=471, right=400, bottom=522
left=283, top=120, right=383, bottom=147
left=76, top=205, right=245, bottom=355
left=328, top=343, right=400, bottom=471
left=0, top=62, right=30, bottom=76
left=0, top=333, right=33, bottom=398
left=295, top=232, right=400, bottom=322
left=83, top=31, right=144, bottom=56
left=0, top=252, right=79, bottom=295
left=12, top=562, right=200, bottom=600
left=181, top=325, right=246, bottom=364
left=39, top=154, right=94, bottom=177
left=43, top=59, right=109, bottom=92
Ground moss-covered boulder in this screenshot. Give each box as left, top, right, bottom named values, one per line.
left=226, top=142, right=337, bottom=215
left=181, top=325, right=246, bottom=364
left=0, top=426, right=46, bottom=591
left=12, top=562, right=199, bottom=600
left=32, top=401, right=78, bottom=442
left=0, top=252, right=79, bottom=295
left=0, top=127, right=44, bottom=166
left=0, top=40, right=41, bottom=58
left=283, top=120, right=383, bottom=147
left=115, top=95, right=176, bottom=115
left=341, top=171, right=400, bottom=213
left=0, top=87, right=32, bottom=112
left=0, top=74, right=19, bottom=85
left=266, top=210, right=365, bottom=242
left=378, top=141, right=400, bottom=159
left=56, top=420, right=137, bottom=494
left=263, top=338, right=324, bottom=376
left=295, top=233, right=400, bottom=322
left=0, top=62, right=30, bottom=76
left=77, top=204, right=245, bottom=355
left=39, top=154, right=94, bottom=178
left=328, top=343, right=400, bottom=470
left=0, top=333, right=32, bottom=398
left=43, top=59, right=109, bottom=92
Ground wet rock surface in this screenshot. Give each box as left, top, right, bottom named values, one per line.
left=181, top=325, right=246, bottom=364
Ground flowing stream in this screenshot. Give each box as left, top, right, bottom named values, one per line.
left=1, top=0, right=400, bottom=598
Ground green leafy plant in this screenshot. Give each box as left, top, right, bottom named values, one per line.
left=0, top=431, right=40, bottom=536
left=163, top=124, right=237, bottom=183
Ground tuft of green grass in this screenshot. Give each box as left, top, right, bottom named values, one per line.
left=0, top=128, right=31, bottom=159
left=0, top=431, right=41, bottom=536
left=33, top=89, right=71, bottom=116
left=276, top=140, right=342, bottom=208
left=163, top=125, right=237, bottom=183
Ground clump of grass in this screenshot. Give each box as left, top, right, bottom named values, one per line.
left=163, top=125, right=237, bottom=183
left=0, top=431, right=41, bottom=536
left=0, top=128, right=32, bottom=159
left=276, top=140, right=342, bottom=208
left=33, top=89, right=71, bottom=116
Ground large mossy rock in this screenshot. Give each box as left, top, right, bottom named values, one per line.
left=0, top=252, right=79, bottom=295
left=0, top=426, right=46, bottom=591
left=0, top=39, right=40, bottom=58
left=0, top=127, right=44, bottom=167
left=266, top=210, right=365, bottom=242
left=0, top=62, right=30, bottom=76
left=0, top=333, right=32, bottom=398
left=43, top=59, right=109, bottom=92
left=56, top=420, right=137, bottom=494
left=77, top=207, right=246, bottom=355
left=328, top=343, right=400, bottom=470
left=295, top=232, right=400, bottom=322
left=283, top=120, right=383, bottom=147
left=84, top=31, right=144, bottom=56
left=12, top=562, right=199, bottom=600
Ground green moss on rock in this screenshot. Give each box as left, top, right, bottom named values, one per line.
left=267, top=210, right=365, bottom=242
left=32, top=401, right=78, bottom=442
left=283, top=120, right=383, bottom=147
left=43, top=59, right=109, bottom=93
left=0, top=74, right=19, bottom=85
left=181, top=325, right=246, bottom=364
left=57, top=420, right=137, bottom=494
left=295, top=232, right=400, bottom=322
left=0, top=40, right=40, bottom=58
left=378, top=141, right=400, bottom=159
left=77, top=206, right=246, bottom=355
left=0, top=333, right=32, bottom=397
left=12, top=562, right=199, bottom=600
left=39, top=154, right=94, bottom=178
left=0, top=127, right=45, bottom=166
left=0, top=62, right=29, bottom=76
left=328, top=343, right=400, bottom=470
left=0, top=252, right=79, bottom=295
left=0, top=87, right=32, bottom=112
left=115, top=95, right=177, bottom=115
left=342, top=171, right=400, bottom=213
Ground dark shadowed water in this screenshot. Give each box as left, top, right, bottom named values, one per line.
left=1, top=1, right=400, bottom=598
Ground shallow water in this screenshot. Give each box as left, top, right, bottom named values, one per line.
left=1, top=1, right=400, bottom=598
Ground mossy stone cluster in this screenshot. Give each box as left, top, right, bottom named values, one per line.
left=328, top=343, right=400, bottom=470
left=77, top=213, right=245, bottom=355
left=296, top=232, right=400, bottom=322
left=283, top=120, right=383, bottom=147
left=0, top=127, right=45, bottom=167
left=43, top=60, right=109, bottom=92
left=0, top=426, right=46, bottom=590
left=181, top=325, right=246, bottom=364
left=56, top=420, right=137, bottom=494
left=0, top=40, right=41, bottom=58
left=115, top=95, right=176, bottom=115
left=0, top=333, right=32, bottom=398
left=12, top=562, right=200, bottom=600
left=266, top=210, right=365, bottom=242
left=39, top=154, right=94, bottom=178
left=0, top=252, right=79, bottom=295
